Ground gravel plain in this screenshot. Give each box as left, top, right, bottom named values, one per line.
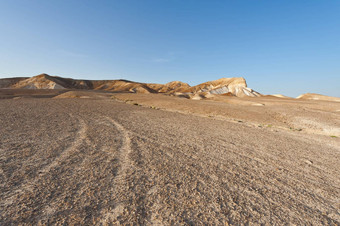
left=0, top=95, right=339, bottom=225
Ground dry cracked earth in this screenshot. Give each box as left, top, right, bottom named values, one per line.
left=0, top=95, right=339, bottom=225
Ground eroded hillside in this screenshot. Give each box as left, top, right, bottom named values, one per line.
left=0, top=74, right=261, bottom=98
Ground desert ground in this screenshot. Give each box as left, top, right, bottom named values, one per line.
left=0, top=89, right=339, bottom=225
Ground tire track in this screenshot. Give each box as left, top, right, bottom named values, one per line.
left=99, top=116, right=135, bottom=223
left=31, top=114, right=123, bottom=224
left=38, top=117, right=87, bottom=175
left=105, top=116, right=134, bottom=179
left=2, top=99, right=339, bottom=224
left=0, top=116, right=87, bottom=205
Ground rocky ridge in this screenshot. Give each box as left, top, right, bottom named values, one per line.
left=0, top=74, right=261, bottom=98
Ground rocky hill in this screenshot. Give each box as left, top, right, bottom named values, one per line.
left=175, top=77, right=261, bottom=98
left=0, top=73, right=261, bottom=98
left=0, top=77, right=28, bottom=88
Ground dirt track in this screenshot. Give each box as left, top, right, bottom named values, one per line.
left=0, top=98, right=339, bottom=224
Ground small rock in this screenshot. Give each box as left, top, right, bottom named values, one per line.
left=305, top=160, right=313, bottom=165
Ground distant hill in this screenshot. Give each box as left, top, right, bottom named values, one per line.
left=2, top=74, right=340, bottom=101
left=297, top=93, right=340, bottom=102
left=0, top=77, right=28, bottom=88
left=0, top=73, right=262, bottom=98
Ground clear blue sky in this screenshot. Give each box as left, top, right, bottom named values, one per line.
left=1, top=0, right=339, bottom=97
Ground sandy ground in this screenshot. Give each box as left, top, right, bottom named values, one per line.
left=113, top=93, right=340, bottom=138
left=0, top=90, right=339, bottom=224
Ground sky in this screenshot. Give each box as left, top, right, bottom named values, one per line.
left=0, top=0, right=339, bottom=97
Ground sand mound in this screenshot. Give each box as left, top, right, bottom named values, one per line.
left=54, top=91, right=112, bottom=99
left=270, top=94, right=291, bottom=98
left=297, top=93, right=340, bottom=102
left=54, top=91, right=86, bottom=99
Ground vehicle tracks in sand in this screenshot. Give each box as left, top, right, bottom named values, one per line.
left=2, top=99, right=339, bottom=224
left=1, top=115, right=87, bottom=206
left=98, top=116, right=138, bottom=223
left=37, top=114, right=137, bottom=224
left=1, top=110, right=139, bottom=224
left=105, top=116, right=134, bottom=180
left=38, top=116, right=88, bottom=176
